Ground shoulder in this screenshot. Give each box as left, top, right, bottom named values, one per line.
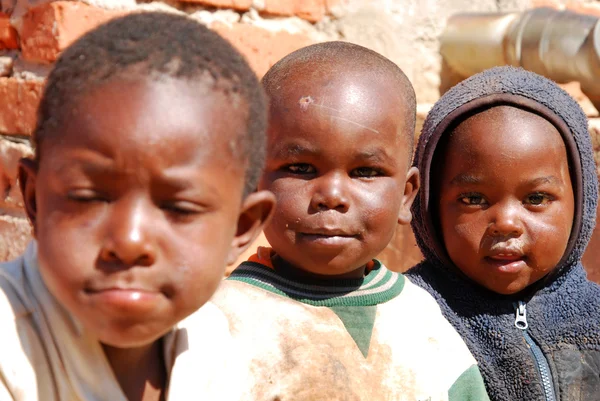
left=212, top=278, right=322, bottom=326
left=0, top=255, right=34, bottom=334
left=0, top=256, right=44, bottom=401
left=380, top=274, right=446, bottom=317
left=377, top=275, right=480, bottom=385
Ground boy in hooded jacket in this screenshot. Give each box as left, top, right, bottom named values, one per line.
left=407, top=66, right=600, bottom=401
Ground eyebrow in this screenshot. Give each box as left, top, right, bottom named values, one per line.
left=355, top=149, right=397, bottom=165
left=53, top=154, right=115, bottom=176
left=449, top=174, right=562, bottom=186
left=270, top=143, right=321, bottom=160
left=527, top=175, right=562, bottom=186
left=449, top=174, right=482, bottom=185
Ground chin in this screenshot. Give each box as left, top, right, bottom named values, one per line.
left=483, top=280, right=530, bottom=295
left=93, top=322, right=173, bottom=349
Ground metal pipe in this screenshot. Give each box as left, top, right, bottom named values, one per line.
left=441, top=7, right=600, bottom=108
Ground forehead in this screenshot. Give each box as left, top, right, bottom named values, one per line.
left=268, top=66, right=411, bottom=156
left=43, top=77, right=249, bottom=168
left=447, top=106, right=568, bottom=162
left=274, top=64, right=405, bottom=118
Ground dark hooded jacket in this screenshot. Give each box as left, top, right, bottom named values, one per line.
left=406, top=66, right=600, bottom=401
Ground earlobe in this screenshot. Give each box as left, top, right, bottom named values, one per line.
left=227, top=190, right=276, bottom=266
left=398, top=167, right=420, bottom=225
left=18, top=157, right=39, bottom=236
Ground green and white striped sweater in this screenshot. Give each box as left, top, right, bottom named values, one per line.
left=212, top=255, right=490, bottom=401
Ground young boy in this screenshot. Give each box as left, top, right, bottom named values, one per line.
left=212, top=41, right=490, bottom=400
left=0, top=13, right=274, bottom=401
left=407, top=66, right=600, bottom=401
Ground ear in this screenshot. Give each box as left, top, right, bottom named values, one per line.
left=227, top=190, right=276, bottom=266
left=398, top=166, right=420, bottom=225
left=18, top=157, right=39, bottom=237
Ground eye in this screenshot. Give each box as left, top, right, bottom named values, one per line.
left=352, top=167, right=382, bottom=178
left=286, top=164, right=315, bottom=174
left=67, top=189, right=107, bottom=203
left=459, top=193, right=488, bottom=206
left=525, top=192, right=552, bottom=206
left=161, top=201, right=207, bottom=216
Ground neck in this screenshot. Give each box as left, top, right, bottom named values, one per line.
left=103, top=340, right=167, bottom=401
left=271, top=254, right=367, bottom=280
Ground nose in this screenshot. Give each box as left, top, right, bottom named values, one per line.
left=309, top=172, right=350, bottom=213
left=487, top=200, right=524, bottom=237
left=100, top=198, right=157, bottom=267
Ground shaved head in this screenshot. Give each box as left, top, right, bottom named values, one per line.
left=262, top=41, right=416, bottom=154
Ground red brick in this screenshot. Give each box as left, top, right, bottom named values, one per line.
left=211, top=22, right=315, bottom=78
left=0, top=78, right=44, bottom=136
left=582, top=201, right=600, bottom=285
left=558, top=81, right=598, bottom=118
left=0, top=13, right=18, bottom=50
left=20, top=1, right=123, bottom=63
left=0, top=215, right=31, bottom=262
left=567, top=3, right=600, bottom=18
left=262, top=0, right=327, bottom=22
left=229, top=231, right=270, bottom=276
left=178, top=0, right=252, bottom=11
left=377, top=225, right=423, bottom=273
left=0, top=139, right=33, bottom=211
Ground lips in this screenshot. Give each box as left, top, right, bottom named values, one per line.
left=85, top=287, right=163, bottom=316
left=85, top=284, right=156, bottom=294
left=300, top=229, right=356, bottom=237
left=487, top=252, right=523, bottom=262
left=297, top=227, right=360, bottom=249
left=84, top=279, right=165, bottom=316
left=484, top=248, right=527, bottom=274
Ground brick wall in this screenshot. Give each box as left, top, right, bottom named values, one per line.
left=1, top=0, right=600, bottom=284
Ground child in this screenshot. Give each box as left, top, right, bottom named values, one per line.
left=0, top=13, right=274, bottom=401
left=212, top=41, right=490, bottom=400
left=407, top=66, right=600, bottom=401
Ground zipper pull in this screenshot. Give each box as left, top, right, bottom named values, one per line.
left=514, top=301, right=528, bottom=330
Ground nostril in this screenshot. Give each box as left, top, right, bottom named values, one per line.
left=135, top=254, right=154, bottom=267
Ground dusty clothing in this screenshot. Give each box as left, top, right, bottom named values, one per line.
left=407, top=66, right=600, bottom=401
left=0, top=242, right=233, bottom=401
left=212, top=247, right=490, bottom=401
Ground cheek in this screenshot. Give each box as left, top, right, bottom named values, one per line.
left=359, top=183, right=401, bottom=222
left=165, top=217, right=236, bottom=307
left=440, top=207, right=485, bottom=253
left=524, top=213, right=572, bottom=264
left=36, top=212, right=103, bottom=292
left=269, top=180, right=308, bottom=220
left=353, top=184, right=402, bottom=247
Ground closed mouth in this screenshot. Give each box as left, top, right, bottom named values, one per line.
left=486, top=252, right=524, bottom=262
left=484, top=250, right=528, bottom=274
left=300, top=230, right=357, bottom=238
left=85, top=285, right=157, bottom=294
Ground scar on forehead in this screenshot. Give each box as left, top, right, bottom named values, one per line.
left=298, top=95, right=314, bottom=111
left=296, top=94, right=380, bottom=134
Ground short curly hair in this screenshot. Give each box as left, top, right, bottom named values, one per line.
left=35, top=12, right=267, bottom=195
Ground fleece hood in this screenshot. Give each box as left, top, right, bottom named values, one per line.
left=411, top=66, right=597, bottom=287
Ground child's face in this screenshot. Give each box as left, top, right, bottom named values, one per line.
left=437, top=106, right=575, bottom=295
left=19, top=78, right=271, bottom=347
left=260, top=75, right=418, bottom=278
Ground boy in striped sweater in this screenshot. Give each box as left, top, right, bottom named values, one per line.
left=213, top=42, right=490, bottom=401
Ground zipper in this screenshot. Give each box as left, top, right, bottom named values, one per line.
left=514, top=301, right=557, bottom=401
